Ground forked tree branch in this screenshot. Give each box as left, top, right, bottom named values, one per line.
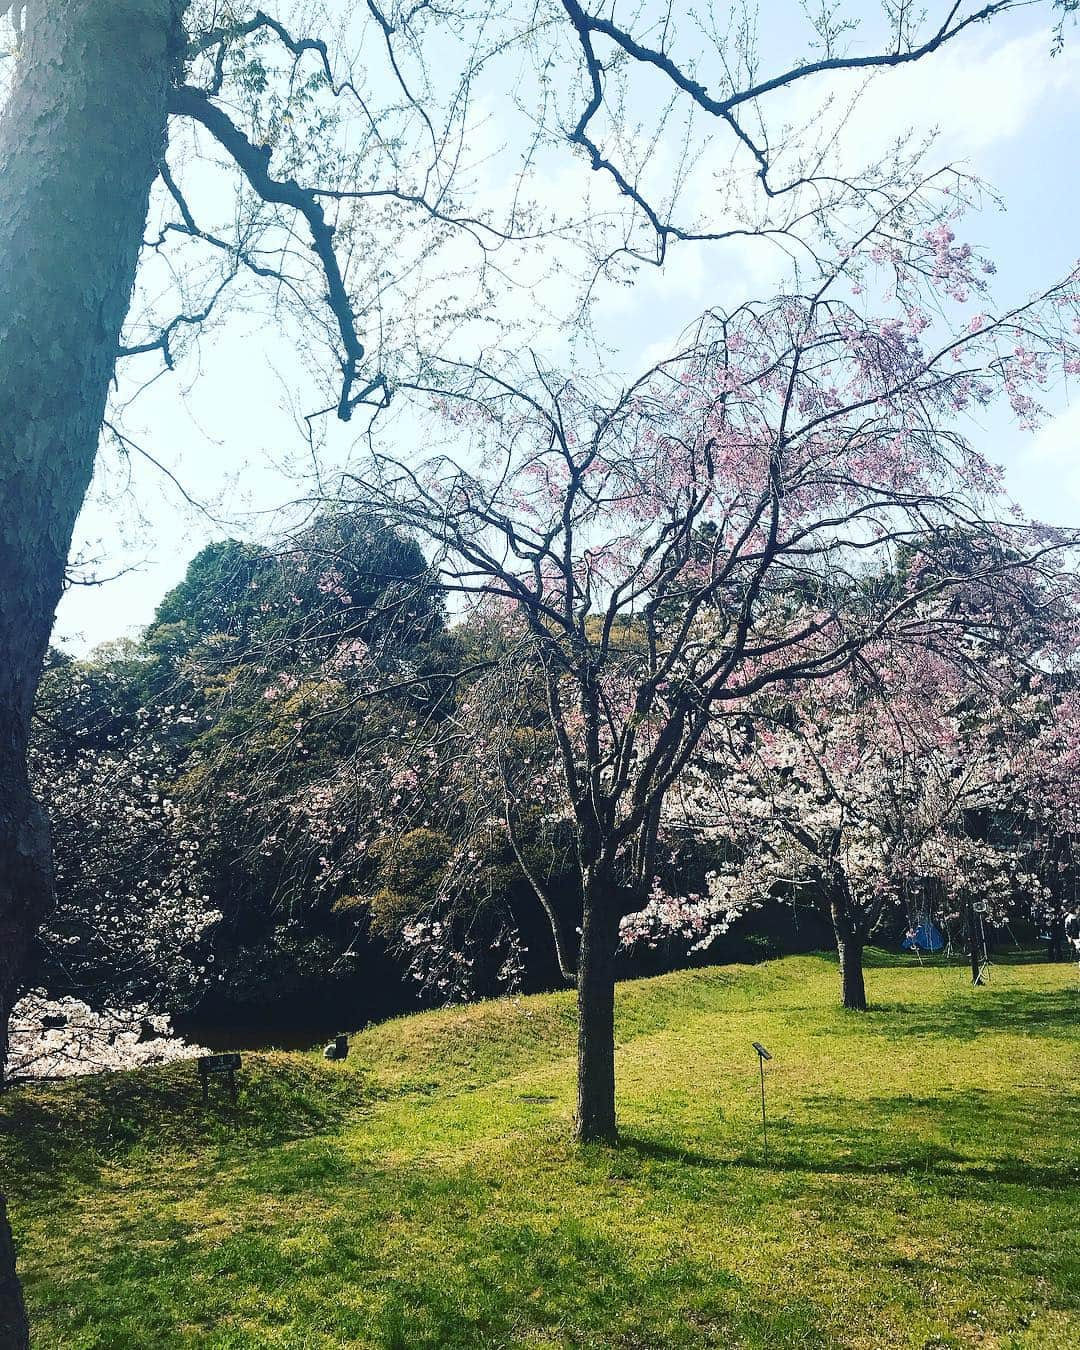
left=169, top=82, right=371, bottom=420
left=559, top=0, right=1032, bottom=251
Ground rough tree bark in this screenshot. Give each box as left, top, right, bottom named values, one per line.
left=0, top=2, right=189, bottom=1342
left=574, top=877, right=622, bottom=1144
left=830, top=888, right=868, bottom=1012
left=837, top=935, right=868, bottom=1011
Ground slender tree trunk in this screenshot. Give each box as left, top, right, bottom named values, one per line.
left=575, top=885, right=622, bottom=1144
left=830, top=891, right=867, bottom=1011
left=1048, top=911, right=1064, bottom=963
left=0, top=2, right=188, bottom=1341
left=964, top=895, right=984, bottom=985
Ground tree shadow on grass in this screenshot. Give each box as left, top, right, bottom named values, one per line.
left=618, top=1088, right=1080, bottom=1192
left=335, top=1214, right=826, bottom=1350
left=788, top=1091, right=1080, bottom=1188
left=29, top=1165, right=828, bottom=1350
left=614, top=1133, right=727, bottom=1171
left=868, top=986, right=1077, bottom=1042
left=743, top=1152, right=1080, bottom=1190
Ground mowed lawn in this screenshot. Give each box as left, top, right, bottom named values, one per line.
left=2, top=953, right=1077, bottom=1349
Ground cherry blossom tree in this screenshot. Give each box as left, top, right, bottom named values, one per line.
left=666, top=640, right=1051, bottom=1006
left=628, top=545, right=1080, bottom=994
left=906, top=574, right=1080, bottom=975
left=5, top=995, right=208, bottom=1083
left=1001, top=680, right=1080, bottom=957
left=27, top=656, right=220, bottom=1014
left=349, top=193, right=1080, bottom=1138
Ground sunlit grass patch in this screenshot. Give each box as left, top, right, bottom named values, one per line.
left=4, top=952, right=1078, bottom=1348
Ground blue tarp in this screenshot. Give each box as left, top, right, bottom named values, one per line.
left=902, top=921, right=944, bottom=953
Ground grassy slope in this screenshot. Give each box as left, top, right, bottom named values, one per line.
left=1, top=953, right=1078, bottom=1350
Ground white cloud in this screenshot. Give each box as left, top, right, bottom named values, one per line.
left=1005, top=400, right=1080, bottom=525
left=802, top=26, right=1080, bottom=167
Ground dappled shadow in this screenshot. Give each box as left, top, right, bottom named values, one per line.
left=373, top=1266, right=829, bottom=1350
left=8, top=1116, right=835, bottom=1350
left=614, top=1132, right=727, bottom=1171
left=736, top=1150, right=1080, bottom=1190
left=14, top=1075, right=1073, bottom=1348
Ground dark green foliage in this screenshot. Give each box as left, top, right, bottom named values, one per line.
left=29, top=511, right=447, bottom=1017
left=146, top=513, right=438, bottom=670
left=148, top=539, right=275, bottom=648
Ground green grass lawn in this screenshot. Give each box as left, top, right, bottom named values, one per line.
left=2, top=952, right=1078, bottom=1349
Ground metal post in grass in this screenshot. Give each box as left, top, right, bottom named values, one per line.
left=752, top=1042, right=772, bottom=1163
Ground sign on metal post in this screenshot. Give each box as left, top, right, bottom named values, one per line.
left=198, top=1052, right=241, bottom=1105
left=752, top=1042, right=772, bottom=1163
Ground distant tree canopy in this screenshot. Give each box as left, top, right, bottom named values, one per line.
left=148, top=539, right=274, bottom=648
left=27, top=511, right=455, bottom=1017
left=26, top=506, right=1080, bottom=1037
left=146, top=513, right=439, bottom=663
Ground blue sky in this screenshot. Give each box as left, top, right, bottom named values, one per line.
left=54, top=4, right=1080, bottom=653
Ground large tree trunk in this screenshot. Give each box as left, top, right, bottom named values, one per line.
left=830, top=890, right=867, bottom=1011
left=0, top=1192, right=27, bottom=1350
left=837, top=935, right=867, bottom=1010
left=575, top=888, right=622, bottom=1144
left=0, top=1, right=187, bottom=1340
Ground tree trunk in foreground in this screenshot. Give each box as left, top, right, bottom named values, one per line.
left=575, top=894, right=621, bottom=1144
left=0, top=1192, right=26, bottom=1350
left=0, top=2, right=187, bottom=1341
left=830, top=893, right=867, bottom=1011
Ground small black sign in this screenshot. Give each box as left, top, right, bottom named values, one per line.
left=751, top=1042, right=772, bottom=1060
left=198, top=1052, right=241, bottom=1103
left=199, top=1053, right=241, bottom=1074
